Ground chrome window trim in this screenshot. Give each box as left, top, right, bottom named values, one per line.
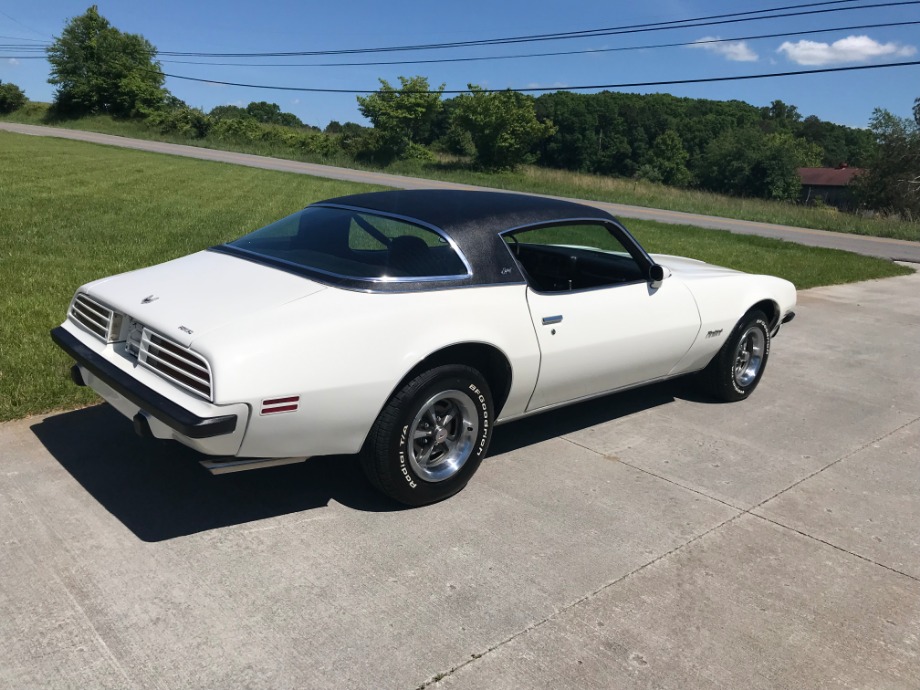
left=224, top=203, right=474, bottom=284
left=313, top=203, right=474, bottom=279
left=220, top=246, right=472, bottom=285
left=498, top=216, right=655, bottom=294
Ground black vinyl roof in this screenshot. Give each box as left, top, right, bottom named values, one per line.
left=316, top=189, right=615, bottom=237
left=310, top=190, right=621, bottom=290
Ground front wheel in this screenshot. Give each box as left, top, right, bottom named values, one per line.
left=361, top=365, right=493, bottom=506
left=700, top=310, right=771, bottom=402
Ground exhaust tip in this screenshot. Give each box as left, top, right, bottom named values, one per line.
left=70, top=364, right=86, bottom=387
left=133, top=412, right=153, bottom=439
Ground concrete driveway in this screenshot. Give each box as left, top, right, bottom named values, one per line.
left=2, top=270, right=919, bottom=689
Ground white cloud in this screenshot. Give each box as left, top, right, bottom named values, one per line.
left=7, top=58, right=19, bottom=66
left=777, top=35, right=917, bottom=66
left=690, top=37, right=758, bottom=62
left=524, top=81, right=569, bottom=90
left=291, top=98, right=301, bottom=105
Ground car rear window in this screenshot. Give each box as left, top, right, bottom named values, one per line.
left=226, top=206, right=470, bottom=281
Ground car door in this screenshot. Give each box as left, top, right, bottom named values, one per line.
left=503, top=222, right=701, bottom=412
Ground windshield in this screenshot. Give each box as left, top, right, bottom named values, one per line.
left=226, top=205, right=469, bottom=281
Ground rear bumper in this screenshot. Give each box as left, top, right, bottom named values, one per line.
left=51, top=326, right=238, bottom=439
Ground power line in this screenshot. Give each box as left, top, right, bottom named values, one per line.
left=146, top=20, right=920, bottom=68
left=0, top=35, right=47, bottom=42
left=156, top=59, right=920, bottom=94
left=2, top=0, right=914, bottom=63
left=0, top=10, right=48, bottom=39
left=153, top=0, right=914, bottom=57
left=7, top=18, right=919, bottom=64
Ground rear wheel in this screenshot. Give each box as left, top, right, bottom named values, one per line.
left=361, top=365, right=493, bottom=506
left=701, top=310, right=771, bottom=401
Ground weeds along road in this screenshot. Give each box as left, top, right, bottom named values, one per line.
left=4, top=121, right=919, bottom=263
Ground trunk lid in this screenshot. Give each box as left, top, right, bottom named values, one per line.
left=83, top=250, right=326, bottom=347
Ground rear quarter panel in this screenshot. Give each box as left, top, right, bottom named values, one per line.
left=192, top=284, right=540, bottom=458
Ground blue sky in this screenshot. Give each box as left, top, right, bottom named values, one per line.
left=1, top=0, right=918, bottom=129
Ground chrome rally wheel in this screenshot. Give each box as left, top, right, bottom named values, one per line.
left=407, top=391, right=478, bottom=483
left=701, top=310, right=771, bottom=402
left=361, top=365, right=493, bottom=506
left=732, top=326, right=766, bottom=388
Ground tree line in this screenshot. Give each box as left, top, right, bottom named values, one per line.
left=3, top=5, right=918, bottom=219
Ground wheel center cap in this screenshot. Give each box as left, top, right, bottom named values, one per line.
left=434, top=427, right=449, bottom=444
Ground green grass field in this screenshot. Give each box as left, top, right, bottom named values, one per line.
left=4, top=107, right=919, bottom=242
left=0, top=131, right=911, bottom=421
left=0, top=132, right=384, bottom=421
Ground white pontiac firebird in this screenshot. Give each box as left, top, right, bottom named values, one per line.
left=52, top=190, right=796, bottom=505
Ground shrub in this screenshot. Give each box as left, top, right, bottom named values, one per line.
left=146, top=106, right=212, bottom=138
left=0, top=80, right=27, bottom=114
left=210, top=116, right=263, bottom=142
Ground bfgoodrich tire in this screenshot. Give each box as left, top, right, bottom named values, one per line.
left=701, top=310, right=771, bottom=402
left=360, top=365, right=493, bottom=506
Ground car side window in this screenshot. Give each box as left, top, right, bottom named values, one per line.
left=503, top=223, right=645, bottom=292
left=347, top=214, right=444, bottom=251
left=228, top=206, right=469, bottom=280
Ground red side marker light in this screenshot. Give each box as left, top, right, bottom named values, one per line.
left=261, top=395, right=300, bottom=415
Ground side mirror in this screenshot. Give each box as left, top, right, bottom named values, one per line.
left=649, top=264, right=671, bottom=290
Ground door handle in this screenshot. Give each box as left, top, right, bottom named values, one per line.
left=542, top=315, right=563, bottom=325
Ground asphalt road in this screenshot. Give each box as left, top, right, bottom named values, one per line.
left=2, top=269, right=919, bottom=689
left=3, top=121, right=919, bottom=262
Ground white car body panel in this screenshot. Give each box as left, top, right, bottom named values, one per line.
left=189, top=281, right=541, bottom=457
left=651, top=254, right=798, bottom=375
left=523, top=277, right=700, bottom=410
left=53, top=192, right=797, bottom=473
left=80, top=251, right=326, bottom=347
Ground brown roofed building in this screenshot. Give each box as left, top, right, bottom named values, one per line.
left=797, top=164, right=865, bottom=210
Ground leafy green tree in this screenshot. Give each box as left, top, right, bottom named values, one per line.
left=534, top=91, right=599, bottom=171
left=245, top=101, right=300, bottom=127
left=642, top=130, right=692, bottom=186
left=357, top=76, right=444, bottom=161
left=246, top=100, right=283, bottom=123
left=760, top=99, right=802, bottom=132
left=851, top=107, right=919, bottom=218
left=533, top=90, right=766, bottom=177
left=699, top=127, right=822, bottom=200
left=210, top=104, right=249, bottom=120
left=0, top=80, right=27, bottom=114
left=46, top=5, right=167, bottom=117
left=797, top=115, right=874, bottom=167
left=452, top=86, right=556, bottom=170
left=277, top=111, right=304, bottom=128
left=162, top=94, right=187, bottom=111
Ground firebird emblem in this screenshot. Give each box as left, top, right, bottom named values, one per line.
left=141, top=295, right=159, bottom=304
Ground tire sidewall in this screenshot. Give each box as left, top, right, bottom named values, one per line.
left=385, top=368, right=493, bottom=505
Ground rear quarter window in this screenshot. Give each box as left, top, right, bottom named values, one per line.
left=228, top=206, right=469, bottom=280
